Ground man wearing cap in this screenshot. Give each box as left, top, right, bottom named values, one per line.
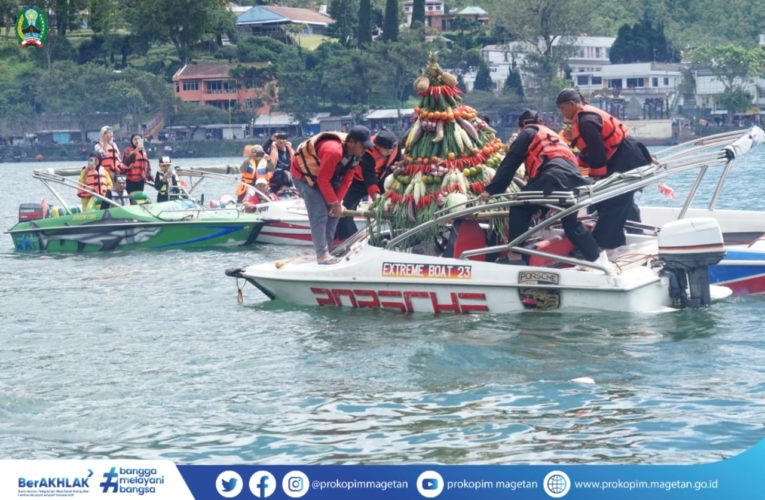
left=336, top=129, right=401, bottom=240
left=479, top=110, right=606, bottom=267
left=556, top=89, right=651, bottom=249
left=265, top=131, right=294, bottom=172
left=237, top=145, right=274, bottom=203
left=155, top=156, right=181, bottom=202
left=101, top=175, right=137, bottom=209
left=290, top=126, right=371, bottom=264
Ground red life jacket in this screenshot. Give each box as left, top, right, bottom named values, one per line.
left=123, top=146, right=151, bottom=183
left=524, top=124, right=577, bottom=179
left=293, top=132, right=351, bottom=187
left=353, top=142, right=398, bottom=183
left=568, top=104, right=629, bottom=177
left=99, top=142, right=122, bottom=177
left=77, top=167, right=109, bottom=199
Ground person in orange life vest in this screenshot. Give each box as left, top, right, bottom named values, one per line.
left=556, top=89, right=651, bottom=249
left=100, top=175, right=137, bottom=209
left=336, top=129, right=402, bottom=240
left=264, top=131, right=294, bottom=171
left=290, top=125, right=371, bottom=264
left=478, top=110, right=604, bottom=264
left=122, top=134, right=152, bottom=194
left=77, top=154, right=112, bottom=210
left=155, top=156, right=181, bottom=202
left=94, top=125, right=122, bottom=179
left=242, top=178, right=279, bottom=212
left=237, top=145, right=274, bottom=202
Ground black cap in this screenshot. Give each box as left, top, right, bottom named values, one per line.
left=556, top=88, right=582, bottom=105
left=347, top=125, right=374, bottom=149
left=374, top=129, right=397, bottom=149
left=518, top=109, right=540, bottom=128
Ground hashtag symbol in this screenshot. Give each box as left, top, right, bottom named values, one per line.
left=99, top=467, right=119, bottom=493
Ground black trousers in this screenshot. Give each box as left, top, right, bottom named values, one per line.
left=592, top=191, right=636, bottom=249
left=509, top=205, right=601, bottom=261
left=126, top=180, right=145, bottom=194
left=336, top=180, right=368, bottom=240
left=509, top=168, right=600, bottom=262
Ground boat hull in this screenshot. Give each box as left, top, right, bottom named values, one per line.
left=236, top=243, right=697, bottom=314
left=8, top=202, right=264, bottom=253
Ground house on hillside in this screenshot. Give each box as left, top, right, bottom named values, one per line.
left=402, top=1, right=488, bottom=31
left=236, top=5, right=335, bottom=42
left=172, top=63, right=273, bottom=113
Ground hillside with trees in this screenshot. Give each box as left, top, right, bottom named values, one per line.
left=1, top=0, right=764, bottom=146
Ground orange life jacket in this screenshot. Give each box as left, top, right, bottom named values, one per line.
left=77, top=167, right=109, bottom=199
left=236, top=159, right=272, bottom=197
left=99, top=142, right=122, bottom=177
left=123, top=146, right=151, bottom=183
left=353, top=141, right=398, bottom=183
left=568, top=104, right=629, bottom=177
left=293, top=132, right=349, bottom=187
left=524, top=124, right=577, bottom=179
left=269, top=142, right=294, bottom=170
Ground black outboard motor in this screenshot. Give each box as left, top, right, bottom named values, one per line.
left=658, top=218, right=726, bottom=308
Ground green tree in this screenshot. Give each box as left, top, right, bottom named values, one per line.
left=125, top=0, right=234, bottom=63
left=327, top=0, right=358, bottom=46
left=410, top=0, right=425, bottom=27
left=609, top=14, right=679, bottom=63
left=503, top=62, right=524, bottom=100
left=689, top=44, right=765, bottom=122
left=382, top=0, right=399, bottom=42
left=494, top=0, right=594, bottom=58
left=473, top=61, right=493, bottom=92
left=371, top=37, right=429, bottom=112
left=358, top=0, right=372, bottom=46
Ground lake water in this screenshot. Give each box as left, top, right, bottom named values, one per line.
left=1, top=152, right=765, bottom=465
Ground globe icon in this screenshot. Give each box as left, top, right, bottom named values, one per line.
left=547, top=474, right=567, bottom=495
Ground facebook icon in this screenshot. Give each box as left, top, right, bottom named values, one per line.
left=249, top=471, right=276, bottom=498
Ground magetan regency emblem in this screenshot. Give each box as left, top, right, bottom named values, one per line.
left=16, top=8, right=49, bottom=48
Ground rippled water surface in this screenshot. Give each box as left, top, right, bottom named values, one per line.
left=2, top=152, right=765, bottom=464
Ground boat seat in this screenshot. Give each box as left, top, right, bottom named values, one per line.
left=528, top=235, right=575, bottom=267
left=451, top=220, right=486, bottom=261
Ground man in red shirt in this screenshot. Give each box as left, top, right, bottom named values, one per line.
left=290, top=125, right=372, bottom=263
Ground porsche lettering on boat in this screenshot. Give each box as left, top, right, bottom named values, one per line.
left=381, top=262, right=472, bottom=279
left=310, top=287, right=488, bottom=313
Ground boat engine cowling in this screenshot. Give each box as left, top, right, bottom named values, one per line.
left=658, top=217, right=726, bottom=308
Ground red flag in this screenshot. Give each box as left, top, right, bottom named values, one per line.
left=657, top=183, right=676, bottom=200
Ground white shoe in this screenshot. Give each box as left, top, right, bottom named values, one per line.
left=594, top=251, right=617, bottom=274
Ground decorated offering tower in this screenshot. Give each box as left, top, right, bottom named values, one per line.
left=372, top=52, right=510, bottom=239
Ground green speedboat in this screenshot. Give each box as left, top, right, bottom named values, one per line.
left=7, top=171, right=265, bottom=253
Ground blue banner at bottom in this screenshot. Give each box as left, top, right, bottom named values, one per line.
left=177, top=439, right=765, bottom=500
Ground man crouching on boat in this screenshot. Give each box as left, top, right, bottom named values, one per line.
left=290, top=126, right=371, bottom=264
left=478, top=110, right=608, bottom=267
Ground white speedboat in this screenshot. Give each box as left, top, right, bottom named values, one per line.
left=226, top=127, right=765, bottom=313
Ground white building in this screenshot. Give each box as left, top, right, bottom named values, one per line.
left=693, top=69, right=765, bottom=110
left=477, top=36, right=615, bottom=93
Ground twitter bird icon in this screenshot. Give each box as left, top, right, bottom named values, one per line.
left=216, top=471, right=243, bottom=498
left=222, top=477, right=238, bottom=492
